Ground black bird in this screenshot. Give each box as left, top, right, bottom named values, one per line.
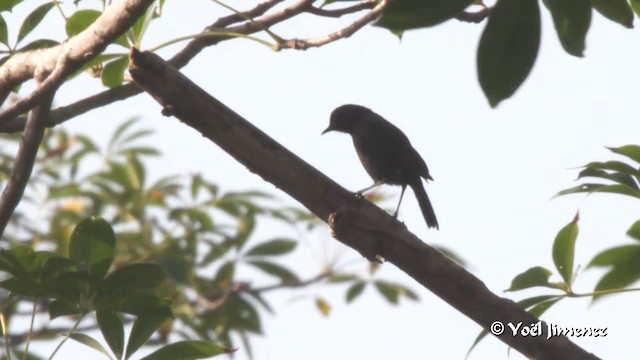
left=322, top=104, right=438, bottom=229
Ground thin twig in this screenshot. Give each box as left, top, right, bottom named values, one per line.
left=212, top=0, right=284, bottom=28
left=306, top=1, right=375, bottom=18
left=194, top=272, right=330, bottom=311
left=278, top=0, right=389, bottom=50
left=23, top=300, right=38, bottom=360
left=47, top=313, right=86, bottom=360
left=251, top=271, right=330, bottom=293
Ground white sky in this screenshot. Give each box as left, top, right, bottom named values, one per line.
left=6, top=0, right=640, bottom=359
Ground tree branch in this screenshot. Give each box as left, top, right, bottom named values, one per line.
left=0, top=0, right=490, bottom=135
left=128, top=48, right=601, bottom=360
left=212, top=0, right=285, bottom=28
left=0, top=0, right=315, bottom=133
left=0, top=51, right=71, bottom=124
left=0, top=96, right=52, bottom=237
left=0, top=0, right=156, bottom=120
left=278, top=0, right=389, bottom=50
left=306, top=1, right=376, bottom=18
left=196, top=272, right=330, bottom=312
left=252, top=271, right=329, bottom=293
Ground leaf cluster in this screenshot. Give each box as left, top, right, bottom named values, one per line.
left=369, top=0, right=638, bottom=107
left=468, top=145, right=640, bottom=355
left=0, top=118, right=420, bottom=358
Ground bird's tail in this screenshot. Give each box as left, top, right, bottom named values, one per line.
left=409, top=180, right=439, bottom=229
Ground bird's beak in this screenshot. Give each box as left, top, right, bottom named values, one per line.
left=321, top=125, right=333, bottom=135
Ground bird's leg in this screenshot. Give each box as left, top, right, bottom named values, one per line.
left=355, top=182, right=381, bottom=198
left=392, top=185, right=407, bottom=218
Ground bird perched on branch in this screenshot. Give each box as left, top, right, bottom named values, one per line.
left=322, top=104, right=439, bottom=229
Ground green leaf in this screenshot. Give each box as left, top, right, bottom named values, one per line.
left=477, top=0, right=541, bottom=107
left=247, top=260, right=299, bottom=282
left=126, top=315, right=169, bottom=359
left=101, top=263, right=166, bottom=294
left=345, top=282, right=365, bottom=303
left=119, top=129, right=155, bottom=147
left=65, top=9, right=129, bottom=47
left=609, top=145, right=640, bottom=164
left=126, top=153, right=145, bottom=191
left=124, top=146, right=160, bottom=157
left=16, top=38, right=58, bottom=51
left=0, top=0, right=23, bottom=12
left=527, top=297, right=562, bottom=317
left=66, top=10, right=101, bottom=37
left=632, top=0, right=640, bottom=17
left=191, top=174, right=203, bottom=199
left=109, top=117, right=140, bottom=152
left=140, top=340, right=226, bottom=360
left=233, top=214, right=256, bottom=250
left=53, top=271, right=98, bottom=304
left=0, top=15, right=8, bottom=47
left=593, top=184, right=640, bottom=198
left=328, top=274, right=357, bottom=283
left=556, top=183, right=640, bottom=199
left=576, top=168, right=638, bottom=189
left=228, top=294, right=262, bottom=333
left=627, top=220, right=640, bottom=241
left=517, top=295, right=563, bottom=310
left=69, top=217, right=116, bottom=279
left=593, top=265, right=640, bottom=301
left=68, top=333, right=114, bottom=359
left=244, top=239, right=297, bottom=257
left=97, top=309, right=124, bottom=360
left=0, top=246, right=31, bottom=279
left=506, top=266, right=554, bottom=291
left=374, top=0, right=473, bottom=31
left=399, top=285, right=419, bottom=301
left=543, top=0, right=591, bottom=57
left=583, top=160, right=640, bottom=177
left=432, top=245, right=468, bottom=268
left=17, top=2, right=55, bottom=45
left=102, top=56, right=130, bottom=88
left=213, top=261, right=235, bottom=285
left=128, top=4, right=156, bottom=47
left=467, top=329, right=490, bottom=359
left=552, top=214, right=579, bottom=287
left=41, top=256, right=77, bottom=283
left=592, top=0, right=634, bottom=28
left=0, top=278, right=40, bottom=297
left=588, top=245, right=640, bottom=267
left=315, top=296, right=331, bottom=316
left=374, top=280, right=399, bottom=305
left=99, top=291, right=172, bottom=317
left=49, top=299, right=81, bottom=319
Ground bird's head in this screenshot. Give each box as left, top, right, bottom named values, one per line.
left=322, top=104, right=371, bottom=135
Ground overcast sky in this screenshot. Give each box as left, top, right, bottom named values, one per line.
left=8, top=0, right=640, bottom=359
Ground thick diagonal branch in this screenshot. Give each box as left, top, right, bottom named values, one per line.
left=128, top=49, right=600, bottom=360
